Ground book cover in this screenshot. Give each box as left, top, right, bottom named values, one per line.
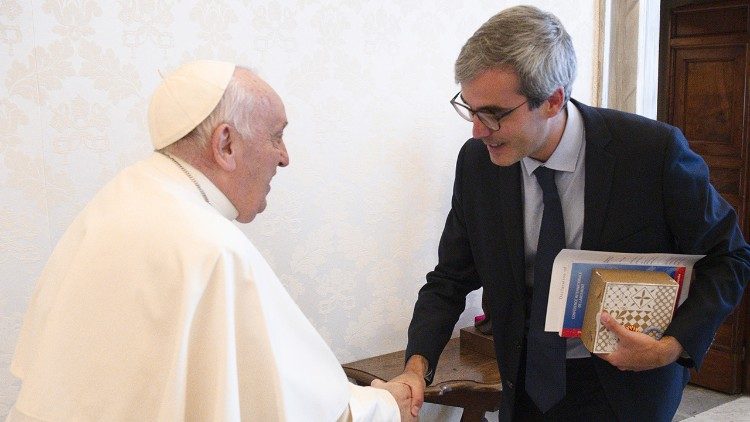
left=559, top=263, right=684, bottom=338
left=581, top=269, right=678, bottom=353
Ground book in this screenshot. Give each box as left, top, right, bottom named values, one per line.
left=581, top=269, right=678, bottom=353
left=544, top=250, right=704, bottom=336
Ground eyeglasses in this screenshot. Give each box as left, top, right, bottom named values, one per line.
left=450, top=91, right=527, bottom=131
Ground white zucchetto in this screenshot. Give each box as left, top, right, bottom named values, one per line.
left=148, top=60, right=235, bottom=149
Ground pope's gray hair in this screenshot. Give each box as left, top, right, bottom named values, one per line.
left=455, top=5, right=576, bottom=108
left=162, top=66, right=256, bottom=155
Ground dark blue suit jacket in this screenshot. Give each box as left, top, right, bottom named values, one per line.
left=406, top=99, right=750, bottom=421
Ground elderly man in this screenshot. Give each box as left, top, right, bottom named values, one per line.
left=394, top=6, right=750, bottom=422
left=8, top=60, right=410, bottom=421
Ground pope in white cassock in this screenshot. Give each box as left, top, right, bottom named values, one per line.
left=7, top=60, right=412, bottom=422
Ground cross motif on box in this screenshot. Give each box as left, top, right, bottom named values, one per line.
left=632, top=288, right=652, bottom=308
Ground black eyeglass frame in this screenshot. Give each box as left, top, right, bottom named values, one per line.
left=450, top=91, right=528, bottom=131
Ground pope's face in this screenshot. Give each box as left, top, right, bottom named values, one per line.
left=460, top=68, right=558, bottom=166
left=233, top=88, right=289, bottom=223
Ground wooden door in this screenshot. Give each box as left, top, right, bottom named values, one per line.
left=658, top=0, right=750, bottom=394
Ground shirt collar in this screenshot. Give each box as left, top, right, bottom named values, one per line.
left=522, top=102, right=585, bottom=175
left=155, top=152, right=240, bottom=221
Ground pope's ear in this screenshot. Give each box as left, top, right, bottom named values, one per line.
left=210, top=123, right=236, bottom=171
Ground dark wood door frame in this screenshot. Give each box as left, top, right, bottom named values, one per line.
left=657, top=0, right=750, bottom=394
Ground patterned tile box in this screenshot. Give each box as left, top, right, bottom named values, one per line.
left=581, top=269, right=678, bottom=353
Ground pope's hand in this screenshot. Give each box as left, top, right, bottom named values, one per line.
left=371, top=379, right=417, bottom=422
left=596, top=310, right=683, bottom=371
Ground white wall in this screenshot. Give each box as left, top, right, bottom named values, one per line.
left=0, top=0, right=597, bottom=418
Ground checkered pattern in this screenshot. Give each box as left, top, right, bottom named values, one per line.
left=593, top=283, right=678, bottom=353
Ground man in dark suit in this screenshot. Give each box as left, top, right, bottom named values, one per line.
left=392, top=5, right=750, bottom=422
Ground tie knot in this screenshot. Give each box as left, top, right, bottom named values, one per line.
left=533, top=166, right=557, bottom=196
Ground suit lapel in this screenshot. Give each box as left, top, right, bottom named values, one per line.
left=574, top=100, right=616, bottom=250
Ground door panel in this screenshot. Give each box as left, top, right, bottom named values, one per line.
left=672, top=46, right=744, bottom=155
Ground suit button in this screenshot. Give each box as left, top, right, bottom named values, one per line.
left=514, top=341, right=521, bottom=349
left=505, top=381, right=514, bottom=389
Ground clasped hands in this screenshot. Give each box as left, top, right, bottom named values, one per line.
left=370, top=377, right=420, bottom=422
left=375, top=355, right=427, bottom=419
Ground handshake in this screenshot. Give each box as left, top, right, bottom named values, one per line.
left=370, top=355, right=428, bottom=422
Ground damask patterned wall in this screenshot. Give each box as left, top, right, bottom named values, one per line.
left=0, top=1, right=596, bottom=418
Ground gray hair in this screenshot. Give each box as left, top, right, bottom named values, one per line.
left=455, top=5, right=576, bottom=108
left=162, top=66, right=256, bottom=156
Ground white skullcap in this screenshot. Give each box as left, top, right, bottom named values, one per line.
left=148, top=60, right=236, bottom=149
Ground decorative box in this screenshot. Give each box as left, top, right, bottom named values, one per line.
left=581, top=269, right=678, bottom=353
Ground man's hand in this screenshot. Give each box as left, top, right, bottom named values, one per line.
left=371, top=379, right=416, bottom=422
left=596, top=311, right=684, bottom=371
left=389, top=355, right=427, bottom=417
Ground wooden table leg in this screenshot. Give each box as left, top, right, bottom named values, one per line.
left=459, top=406, right=486, bottom=422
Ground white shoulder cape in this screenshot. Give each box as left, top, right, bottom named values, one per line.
left=9, top=153, right=398, bottom=421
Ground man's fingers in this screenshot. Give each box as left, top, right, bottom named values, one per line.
left=600, top=311, right=628, bottom=338
left=370, top=378, right=385, bottom=388
left=389, top=370, right=425, bottom=417
left=391, top=371, right=425, bottom=417
left=395, top=378, right=423, bottom=416
left=407, top=375, right=425, bottom=416
left=411, top=395, right=423, bottom=417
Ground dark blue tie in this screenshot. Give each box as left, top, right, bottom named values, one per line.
left=525, top=166, right=567, bottom=412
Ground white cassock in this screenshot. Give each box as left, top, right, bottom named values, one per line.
left=8, top=153, right=398, bottom=422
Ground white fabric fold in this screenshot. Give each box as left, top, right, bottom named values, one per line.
left=343, top=384, right=400, bottom=422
